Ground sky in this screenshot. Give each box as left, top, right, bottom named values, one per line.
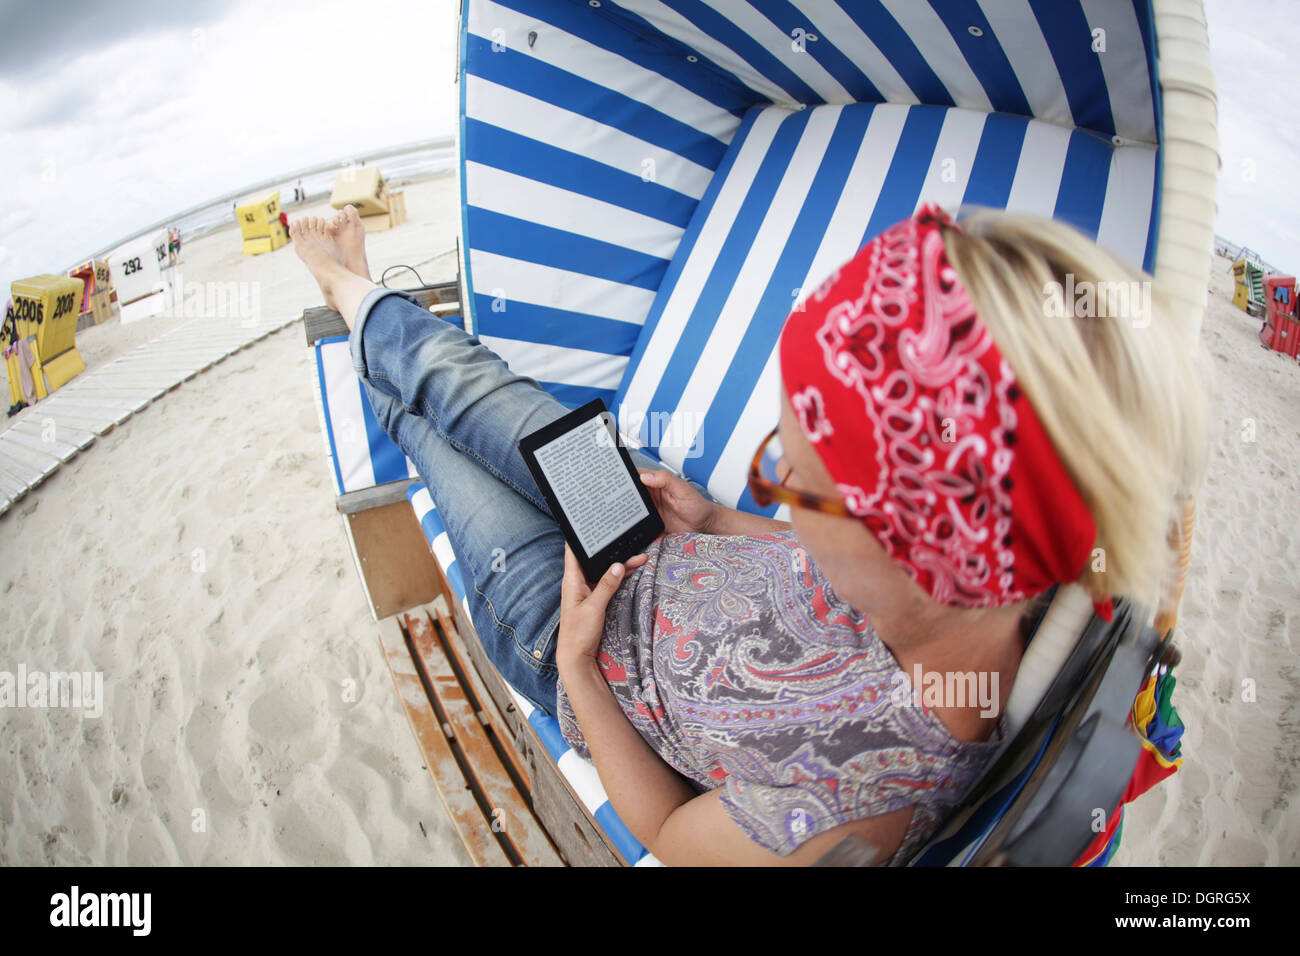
left=0, top=0, right=458, bottom=293
left=0, top=0, right=1296, bottom=296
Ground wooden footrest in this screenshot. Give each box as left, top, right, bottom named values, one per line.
left=378, top=599, right=563, bottom=866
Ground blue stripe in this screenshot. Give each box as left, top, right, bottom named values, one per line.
left=927, top=0, right=1032, bottom=116
left=961, top=112, right=1030, bottom=212
left=611, top=107, right=768, bottom=426
left=594, top=803, right=649, bottom=864
left=494, top=0, right=755, bottom=119
left=838, top=2, right=955, bottom=107
left=691, top=106, right=876, bottom=492
left=528, top=710, right=571, bottom=762
left=357, top=378, right=407, bottom=485
left=445, top=562, right=467, bottom=602
left=534, top=381, right=617, bottom=411
left=1053, top=130, right=1113, bottom=241
left=465, top=33, right=727, bottom=171
left=1028, top=0, right=1116, bottom=138
left=659, top=0, right=824, bottom=105
left=465, top=119, right=697, bottom=229
left=466, top=207, right=668, bottom=292
left=640, top=109, right=811, bottom=453
left=474, top=295, right=644, bottom=357
left=1136, top=0, right=1161, bottom=274
left=314, top=343, right=347, bottom=497
left=860, top=105, right=948, bottom=243
left=748, top=0, right=885, bottom=102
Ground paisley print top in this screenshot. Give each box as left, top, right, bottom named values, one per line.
left=554, top=529, right=1007, bottom=865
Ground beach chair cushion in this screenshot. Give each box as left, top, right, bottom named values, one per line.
left=405, top=480, right=663, bottom=866
left=312, top=334, right=420, bottom=495
left=610, top=101, right=1158, bottom=511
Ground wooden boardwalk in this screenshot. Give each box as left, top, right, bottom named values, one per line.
left=0, top=311, right=300, bottom=516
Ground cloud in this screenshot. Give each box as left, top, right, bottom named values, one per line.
left=0, top=0, right=237, bottom=77
left=0, top=0, right=455, bottom=293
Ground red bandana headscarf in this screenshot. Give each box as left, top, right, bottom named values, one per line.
left=779, top=204, right=1106, bottom=615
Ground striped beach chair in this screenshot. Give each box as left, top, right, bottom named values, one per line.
left=315, top=0, right=1217, bottom=865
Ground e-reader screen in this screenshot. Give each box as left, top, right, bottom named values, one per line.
left=518, top=400, right=664, bottom=582
left=531, top=415, right=648, bottom=556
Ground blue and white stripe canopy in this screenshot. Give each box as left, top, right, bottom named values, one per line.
left=455, top=0, right=1210, bottom=507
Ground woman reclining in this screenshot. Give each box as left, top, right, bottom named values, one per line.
left=292, top=203, right=1205, bottom=866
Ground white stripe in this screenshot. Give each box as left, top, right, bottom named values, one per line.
left=704, top=350, right=784, bottom=508
left=1080, top=0, right=1157, bottom=144
left=466, top=75, right=714, bottom=200
left=913, top=108, right=988, bottom=216
left=1095, top=145, right=1156, bottom=269
left=466, top=161, right=681, bottom=261
left=799, top=3, right=916, bottom=105
left=470, top=0, right=737, bottom=144
left=620, top=108, right=787, bottom=422
left=479, top=335, right=627, bottom=391
left=881, top=0, right=993, bottom=113
left=699, top=0, right=853, bottom=103
left=664, top=107, right=841, bottom=469
left=556, top=750, right=610, bottom=815
left=309, top=351, right=342, bottom=495
left=799, top=104, right=910, bottom=298
left=1004, top=119, right=1072, bottom=218
left=633, top=854, right=665, bottom=867
left=409, top=485, right=435, bottom=521
left=467, top=249, right=657, bottom=325
left=319, top=341, right=375, bottom=493
left=977, top=0, right=1073, bottom=129
left=406, top=457, right=419, bottom=479
left=432, top=532, right=457, bottom=574
left=631, top=0, right=792, bottom=104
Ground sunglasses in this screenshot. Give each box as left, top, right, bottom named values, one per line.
left=747, top=426, right=855, bottom=517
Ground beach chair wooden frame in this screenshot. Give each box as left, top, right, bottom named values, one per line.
left=306, top=0, right=1217, bottom=866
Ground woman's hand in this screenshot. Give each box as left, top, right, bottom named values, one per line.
left=557, top=544, right=647, bottom=672
left=638, top=469, right=716, bottom=534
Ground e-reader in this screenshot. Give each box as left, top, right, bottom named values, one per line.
left=518, top=399, right=664, bottom=585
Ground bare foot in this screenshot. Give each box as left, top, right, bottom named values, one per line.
left=291, top=216, right=350, bottom=313
left=330, top=205, right=370, bottom=280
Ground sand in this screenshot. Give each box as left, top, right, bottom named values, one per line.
left=1, top=174, right=471, bottom=865
left=1, top=173, right=1296, bottom=865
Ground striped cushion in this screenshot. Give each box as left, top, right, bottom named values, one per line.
left=406, top=481, right=663, bottom=866
left=406, top=483, right=471, bottom=614
left=611, top=101, right=1158, bottom=512
left=312, top=334, right=418, bottom=496
left=458, top=0, right=1157, bottom=411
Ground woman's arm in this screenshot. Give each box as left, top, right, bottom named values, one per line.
left=639, top=468, right=791, bottom=535
left=558, top=658, right=698, bottom=840
left=706, top=503, right=792, bottom=535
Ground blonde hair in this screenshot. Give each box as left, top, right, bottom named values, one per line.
left=939, top=210, right=1210, bottom=615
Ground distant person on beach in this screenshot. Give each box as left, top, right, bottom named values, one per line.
left=290, top=206, right=1206, bottom=866
left=296, top=179, right=305, bottom=203
left=168, top=227, right=181, bottom=265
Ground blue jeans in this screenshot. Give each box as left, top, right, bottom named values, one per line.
left=349, top=288, right=706, bottom=716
